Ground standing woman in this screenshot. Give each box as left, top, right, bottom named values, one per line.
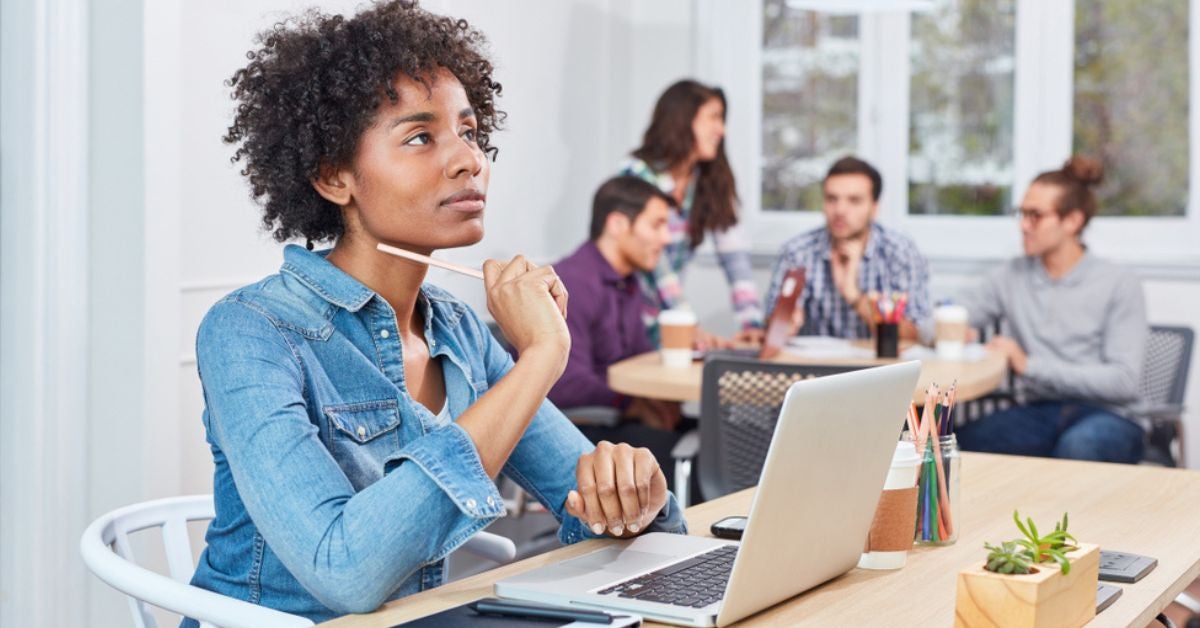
left=621, top=80, right=764, bottom=345
left=186, top=2, right=683, bottom=623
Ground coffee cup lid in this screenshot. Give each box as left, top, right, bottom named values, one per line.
left=935, top=304, right=968, bottom=321
left=891, top=440, right=922, bottom=467
left=658, top=309, right=697, bottom=325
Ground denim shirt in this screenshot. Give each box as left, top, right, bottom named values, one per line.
left=186, top=245, right=687, bottom=623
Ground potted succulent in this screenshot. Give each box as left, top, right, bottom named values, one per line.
left=955, top=511, right=1099, bottom=628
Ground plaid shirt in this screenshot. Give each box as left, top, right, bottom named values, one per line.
left=764, top=222, right=932, bottom=339
left=619, top=158, right=763, bottom=343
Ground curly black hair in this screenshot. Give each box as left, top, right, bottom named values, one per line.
left=224, top=0, right=504, bottom=244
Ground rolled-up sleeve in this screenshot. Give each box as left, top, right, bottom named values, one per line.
left=383, top=423, right=505, bottom=519
left=712, top=224, right=764, bottom=330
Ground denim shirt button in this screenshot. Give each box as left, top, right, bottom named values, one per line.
left=356, top=425, right=366, bottom=438
left=379, top=329, right=390, bottom=339
left=465, top=498, right=477, bottom=510
left=486, top=495, right=495, bottom=507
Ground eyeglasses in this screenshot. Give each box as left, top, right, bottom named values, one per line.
left=1012, top=207, right=1059, bottom=227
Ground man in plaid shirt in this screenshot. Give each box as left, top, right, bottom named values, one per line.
left=764, top=156, right=931, bottom=341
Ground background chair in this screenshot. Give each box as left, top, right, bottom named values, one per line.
left=958, top=320, right=1017, bottom=424
left=957, top=323, right=1193, bottom=467
left=670, top=356, right=865, bottom=507
left=1132, top=325, right=1194, bottom=467
left=81, top=494, right=515, bottom=628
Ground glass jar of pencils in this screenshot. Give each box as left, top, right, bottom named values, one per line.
left=903, top=431, right=960, bottom=545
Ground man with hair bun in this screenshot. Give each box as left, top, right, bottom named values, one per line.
left=956, top=156, right=1148, bottom=463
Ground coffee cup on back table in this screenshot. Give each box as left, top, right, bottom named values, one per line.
left=658, top=309, right=696, bottom=368
left=858, top=440, right=921, bottom=570
left=934, top=304, right=969, bottom=361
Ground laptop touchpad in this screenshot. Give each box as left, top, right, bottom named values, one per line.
left=564, top=547, right=673, bottom=574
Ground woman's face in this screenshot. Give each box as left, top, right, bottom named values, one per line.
left=691, top=97, right=726, bottom=163
left=339, top=67, right=490, bottom=253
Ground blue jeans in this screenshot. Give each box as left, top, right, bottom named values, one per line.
left=957, top=401, right=1144, bottom=464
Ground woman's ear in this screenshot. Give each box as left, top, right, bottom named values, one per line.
left=312, top=165, right=353, bottom=206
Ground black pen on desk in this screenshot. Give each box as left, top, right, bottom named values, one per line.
left=470, top=598, right=616, bottom=624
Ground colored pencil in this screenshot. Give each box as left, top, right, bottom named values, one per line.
left=376, top=243, right=485, bottom=280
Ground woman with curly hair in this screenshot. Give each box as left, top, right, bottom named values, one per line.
left=187, top=2, right=684, bottom=622
left=620, top=80, right=764, bottom=347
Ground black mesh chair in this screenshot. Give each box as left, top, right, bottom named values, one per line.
left=670, top=356, right=865, bottom=506
left=1133, top=325, right=1194, bottom=467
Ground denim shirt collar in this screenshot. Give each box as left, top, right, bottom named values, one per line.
left=278, top=243, right=468, bottom=333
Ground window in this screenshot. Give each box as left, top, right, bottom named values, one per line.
left=761, top=0, right=860, bottom=213
left=1073, top=0, right=1189, bottom=217
left=908, top=0, right=1016, bottom=216
left=696, top=0, right=1200, bottom=261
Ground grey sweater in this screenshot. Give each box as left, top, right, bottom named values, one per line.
left=961, top=253, right=1146, bottom=409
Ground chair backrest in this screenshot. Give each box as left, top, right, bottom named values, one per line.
left=1141, top=325, right=1194, bottom=408
left=80, top=494, right=314, bottom=628
left=82, top=495, right=513, bottom=627
left=697, top=356, right=866, bottom=500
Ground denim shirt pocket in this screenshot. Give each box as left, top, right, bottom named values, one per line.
left=324, top=399, right=402, bottom=490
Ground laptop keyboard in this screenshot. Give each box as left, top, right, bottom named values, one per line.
left=596, top=545, right=738, bottom=609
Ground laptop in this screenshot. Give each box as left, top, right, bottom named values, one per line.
left=496, top=361, right=921, bottom=627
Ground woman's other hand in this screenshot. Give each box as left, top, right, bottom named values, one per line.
left=565, top=441, right=669, bottom=538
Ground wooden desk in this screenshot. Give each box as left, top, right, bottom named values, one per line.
left=321, top=454, right=1200, bottom=627
left=607, top=349, right=1008, bottom=405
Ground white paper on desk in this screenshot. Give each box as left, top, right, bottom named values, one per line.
left=901, top=343, right=988, bottom=362
left=785, top=335, right=875, bottom=359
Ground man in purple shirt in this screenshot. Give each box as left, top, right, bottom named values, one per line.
left=550, top=176, right=684, bottom=480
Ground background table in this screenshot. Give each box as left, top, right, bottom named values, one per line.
left=608, top=348, right=1008, bottom=405
left=321, top=453, right=1200, bottom=627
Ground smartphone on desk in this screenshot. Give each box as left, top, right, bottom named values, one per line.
left=711, top=515, right=747, bottom=540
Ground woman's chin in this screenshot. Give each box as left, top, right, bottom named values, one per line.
left=436, top=224, right=485, bottom=249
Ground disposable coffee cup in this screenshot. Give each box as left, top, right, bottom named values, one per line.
left=658, top=309, right=696, bottom=368
left=858, top=440, right=921, bottom=570
left=934, top=304, right=969, bottom=361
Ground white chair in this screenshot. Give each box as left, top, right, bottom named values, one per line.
left=80, top=494, right=516, bottom=628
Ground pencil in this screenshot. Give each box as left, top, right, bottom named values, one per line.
left=376, top=243, right=485, bottom=280
left=931, top=424, right=955, bottom=537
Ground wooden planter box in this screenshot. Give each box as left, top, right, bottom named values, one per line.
left=954, top=542, right=1100, bottom=628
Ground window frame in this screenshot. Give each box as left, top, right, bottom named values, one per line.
left=694, top=0, right=1200, bottom=265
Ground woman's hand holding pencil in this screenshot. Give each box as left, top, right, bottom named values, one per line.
left=376, top=243, right=571, bottom=375
left=482, top=255, right=570, bottom=362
